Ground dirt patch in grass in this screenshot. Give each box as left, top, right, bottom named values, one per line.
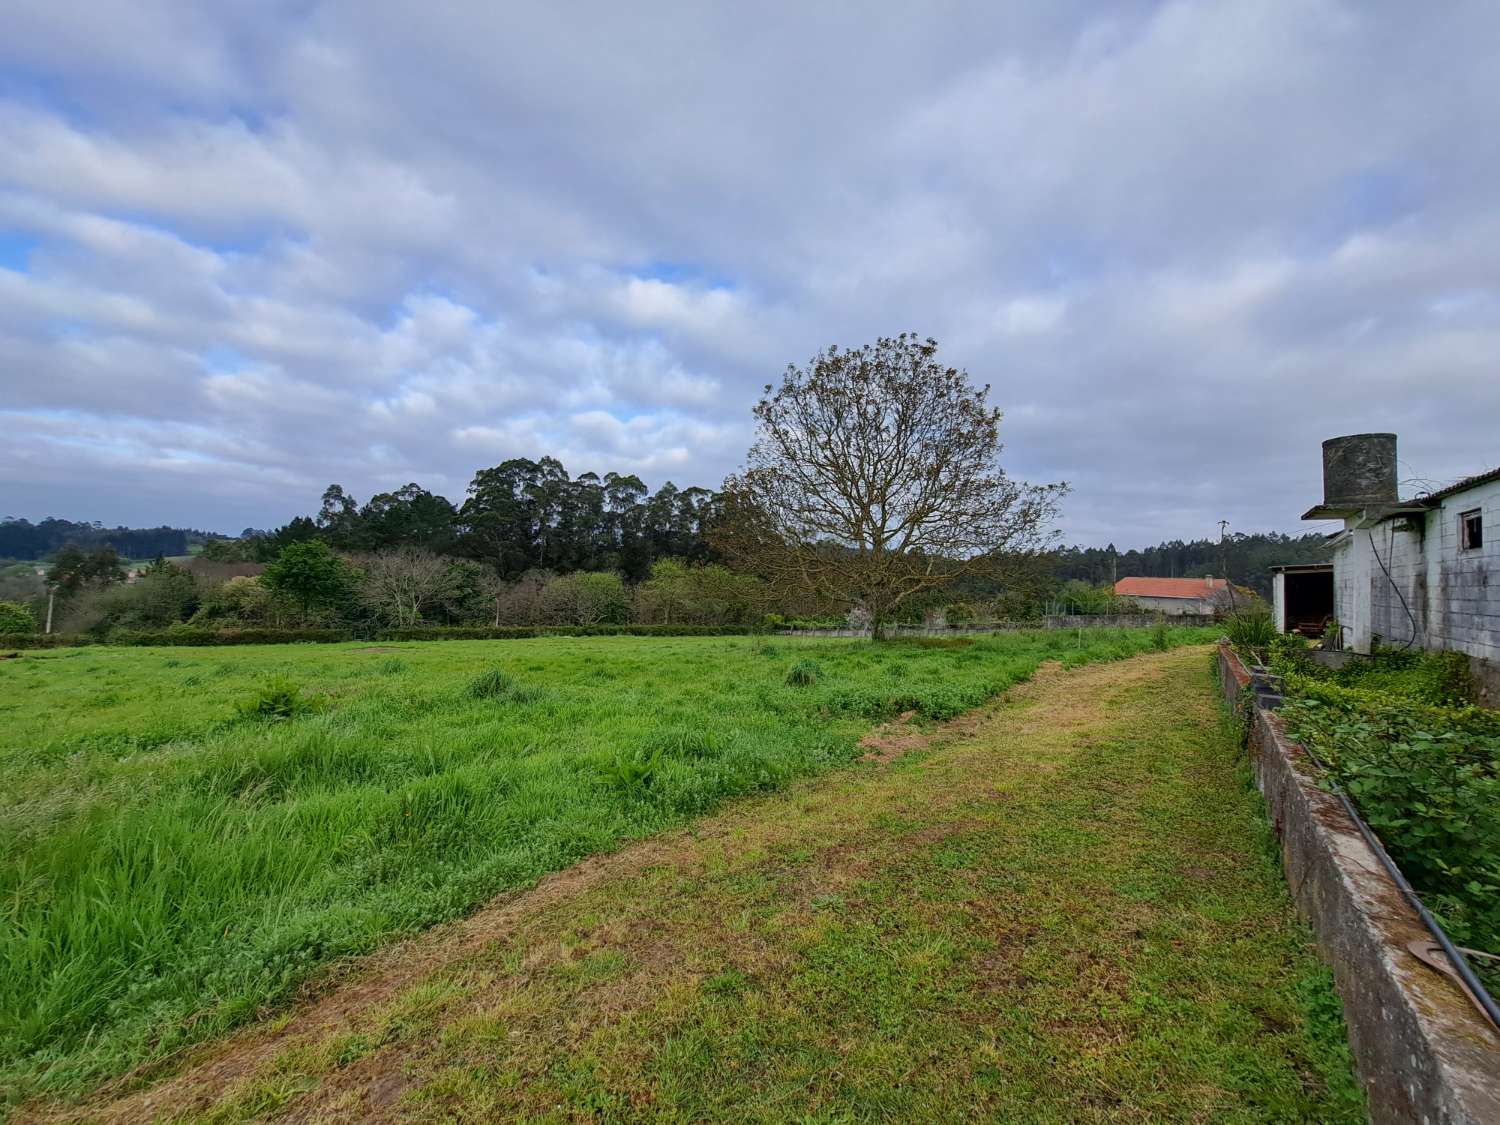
left=19, top=647, right=1362, bottom=1124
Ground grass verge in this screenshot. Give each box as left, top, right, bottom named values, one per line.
left=2, top=628, right=1211, bottom=1103
left=19, top=647, right=1360, bottom=1122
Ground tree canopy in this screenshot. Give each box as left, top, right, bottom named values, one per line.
left=714, top=334, right=1065, bottom=635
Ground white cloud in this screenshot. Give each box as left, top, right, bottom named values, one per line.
left=1, top=0, right=1498, bottom=543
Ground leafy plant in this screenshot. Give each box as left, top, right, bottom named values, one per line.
left=1223, top=606, right=1276, bottom=658
left=1151, top=622, right=1170, bottom=651
left=785, top=659, right=821, bottom=687
left=234, top=677, right=317, bottom=721
left=600, top=746, right=663, bottom=790
left=1280, top=682, right=1500, bottom=989
left=0, top=601, right=36, bottom=635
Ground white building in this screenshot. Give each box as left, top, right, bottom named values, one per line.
left=1302, top=434, right=1498, bottom=670
left=1114, top=576, right=1229, bottom=616
left=1270, top=563, right=1334, bottom=637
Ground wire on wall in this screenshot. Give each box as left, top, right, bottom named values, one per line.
left=1367, top=527, right=1419, bottom=651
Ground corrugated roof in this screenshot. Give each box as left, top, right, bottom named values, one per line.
left=1418, top=465, right=1500, bottom=504
left=1114, top=576, right=1227, bottom=600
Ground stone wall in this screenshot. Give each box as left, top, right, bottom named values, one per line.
left=780, top=613, right=1217, bottom=638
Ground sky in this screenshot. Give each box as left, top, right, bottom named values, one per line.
left=1, top=1, right=1497, bottom=547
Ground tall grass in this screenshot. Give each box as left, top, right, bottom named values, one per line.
left=0, top=627, right=1212, bottom=1102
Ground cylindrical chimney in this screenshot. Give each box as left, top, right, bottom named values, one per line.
left=1322, top=433, right=1397, bottom=509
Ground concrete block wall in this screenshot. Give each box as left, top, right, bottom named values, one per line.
left=1218, top=644, right=1500, bottom=1121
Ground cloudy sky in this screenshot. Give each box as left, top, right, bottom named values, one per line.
left=2, top=1, right=1497, bottom=546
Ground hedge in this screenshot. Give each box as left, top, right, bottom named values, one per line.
left=0, top=632, right=91, bottom=649
left=376, top=624, right=763, bottom=640
left=0, top=628, right=351, bottom=649
left=111, top=628, right=353, bottom=646
left=0, top=624, right=765, bottom=649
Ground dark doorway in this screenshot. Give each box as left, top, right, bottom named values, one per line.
left=1284, top=568, right=1335, bottom=637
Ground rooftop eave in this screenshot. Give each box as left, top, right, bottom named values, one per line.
left=1302, top=501, right=1431, bottom=525
left=1301, top=505, right=1356, bottom=521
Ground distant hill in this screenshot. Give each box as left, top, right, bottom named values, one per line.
left=0, top=517, right=215, bottom=562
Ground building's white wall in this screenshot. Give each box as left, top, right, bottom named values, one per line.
left=1331, top=477, right=1499, bottom=659
left=1128, top=595, right=1216, bottom=616
left=1427, top=477, right=1500, bottom=661
left=1273, top=573, right=1286, bottom=633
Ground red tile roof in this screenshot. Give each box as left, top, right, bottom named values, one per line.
left=1114, top=576, right=1227, bottom=600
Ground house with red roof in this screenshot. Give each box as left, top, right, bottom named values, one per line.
left=1114, top=576, right=1231, bottom=616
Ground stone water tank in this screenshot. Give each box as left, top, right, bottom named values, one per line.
left=1322, top=433, right=1398, bottom=509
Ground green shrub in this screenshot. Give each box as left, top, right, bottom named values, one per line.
left=785, top=659, right=821, bottom=687
left=0, top=632, right=89, bottom=649
left=1281, top=683, right=1500, bottom=987
left=112, top=627, right=350, bottom=646
left=1151, top=622, right=1170, bottom=651
left=234, top=677, right=317, bottom=721
left=0, top=601, right=35, bottom=635
left=599, top=747, right=663, bottom=790
left=1223, top=607, right=1275, bottom=656
left=466, top=669, right=515, bottom=699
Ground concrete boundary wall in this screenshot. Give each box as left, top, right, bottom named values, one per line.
left=781, top=614, right=1216, bottom=638
left=1217, top=643, right=1500, bottom=1123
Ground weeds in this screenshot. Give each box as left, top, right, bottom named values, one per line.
left=1151, top=621, right=1170, bottom=651
left=600, top=747, right=663, bottom=790
left=785, top=659, right=821, bottom=687
left=465, top=668, right=514, bottom=699
left=1223, top=606, right=1276, bottom=658
left=234, top=678, right=318, bottom=721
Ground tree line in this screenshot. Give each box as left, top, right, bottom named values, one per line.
left=0, top=517, right=201, bottom=562
left=1051, top=532, right=1330, bottom=599
left=209, top=457, right=719, bottom=581
left=3, top=335, right=1338, bottom=640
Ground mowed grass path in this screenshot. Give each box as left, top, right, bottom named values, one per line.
left=1, top=628, right=1212, bottom=1103
left=22, top=647, right=1362, bottom=1123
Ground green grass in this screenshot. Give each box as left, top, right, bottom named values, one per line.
left=0, top=627, right=1214, bottom=1104
left=63, top=647, right=1360, bottom=1122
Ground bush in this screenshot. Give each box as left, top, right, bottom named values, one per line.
left=234, top=677, right=318, bottom=721
left=537, top=571, right=631, bottom=627
left=0, top=632, right=89, bottom=649
left=785, top=659, right=821, bottom=687
left=599, top=747, right=663, bottom=790
left=0, top=600, right=35, bottom=634
left=1270, top=644, right=1474, bottom=709
left=1151, top=621, right=1170, bottom=651
left=377, top=624, right=758, bottom=641
left=1223, top=606, right=1275, bottom=656
left=1280, top=685, right=1500, bottom=973
left=111, top=627, right=351, bottom=646
left=465, top=668, right=514, bottom=699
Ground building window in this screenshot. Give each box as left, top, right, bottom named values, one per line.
left=1460, top=508, right=1483, bottom=551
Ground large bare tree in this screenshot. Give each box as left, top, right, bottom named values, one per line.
left=357, top=547, right=458, bottom=628
left=714, top=334, right=1066, bottom=637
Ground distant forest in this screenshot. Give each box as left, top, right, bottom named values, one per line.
left=1052, top=533, right=1332, bottom=598
left=0, top=518, right=206, bottom=562
left=3, top=456, right=1333, bottom=596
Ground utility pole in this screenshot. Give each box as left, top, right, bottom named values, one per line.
left=1218, top=520, right=1235, bottom=611
left=44, top=586, right=55, bottom=634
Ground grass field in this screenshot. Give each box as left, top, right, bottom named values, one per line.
left=17, top=648, right=1361, bottom=1122
left=0, top=627, right=1214, bottom=1104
